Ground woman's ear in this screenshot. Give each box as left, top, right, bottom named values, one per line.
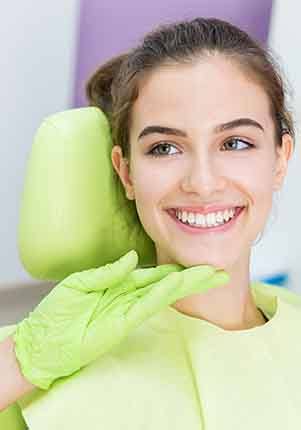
left=273, top=133, right=294, bottom=191
left=111, top=145, right=135, bottom=200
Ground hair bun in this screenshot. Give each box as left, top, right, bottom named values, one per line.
left=86, top=53, right=128, bottom=115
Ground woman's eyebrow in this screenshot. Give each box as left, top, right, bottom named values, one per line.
left=137, top=118, right=264, bottom=140
left=138, top=125, right=186, bottom=140
left=215, top=118, right=265, bottom=133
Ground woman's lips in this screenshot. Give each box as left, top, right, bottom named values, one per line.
left=166, top=207, right=245, bottom=235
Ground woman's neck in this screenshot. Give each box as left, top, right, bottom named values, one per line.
left=170, top=292, right=267, bottom=330
left=169, top=255, right=267, bottom=331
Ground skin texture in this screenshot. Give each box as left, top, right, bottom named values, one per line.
left=111, top=54, right=293, bottom=330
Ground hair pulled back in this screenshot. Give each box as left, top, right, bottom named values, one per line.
left=86, top=17, right=295, bottom=159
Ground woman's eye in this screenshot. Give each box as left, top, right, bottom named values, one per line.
left=222, top=138, right=253, bottom=151
left=147, top=142, right=179, bottom=157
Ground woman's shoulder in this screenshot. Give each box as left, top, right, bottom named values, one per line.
left=252, top=281, right=301, bottom=308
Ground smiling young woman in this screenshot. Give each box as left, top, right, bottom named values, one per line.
left=78, top=19, right=301, bottom=428
left=88, top=18, right=294, bottom=331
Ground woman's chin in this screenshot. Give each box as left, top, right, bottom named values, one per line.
left=172, top=254, right=228, bottom=270
left=156, top=244, right=237, bottom=269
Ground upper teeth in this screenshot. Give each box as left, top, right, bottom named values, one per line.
left=175, top=208, right=236, bottom=227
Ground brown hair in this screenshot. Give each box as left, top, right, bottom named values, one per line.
left=86, top=17, right=295, bottom=161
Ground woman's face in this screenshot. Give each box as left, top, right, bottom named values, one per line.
left=112, top=55, right=292, bottom=269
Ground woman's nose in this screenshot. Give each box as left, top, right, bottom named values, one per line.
left=180, top=155, right=226, bottom=195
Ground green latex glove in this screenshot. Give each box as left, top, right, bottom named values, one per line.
left=13, top=250, right=229, bottom=390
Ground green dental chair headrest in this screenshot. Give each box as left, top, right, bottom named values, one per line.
left=18, top=107, right=156, bottom=281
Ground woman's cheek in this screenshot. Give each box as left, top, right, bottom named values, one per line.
left=134, top=160, right=177, bottom=197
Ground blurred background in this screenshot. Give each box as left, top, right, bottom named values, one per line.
left=1, top=0, right=301, bottom=324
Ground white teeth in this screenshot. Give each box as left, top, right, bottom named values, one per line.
left=181, top=211, right=188, bottom=223
left=187, top=212, right=195, bottom=224
left=223, top=211, right=229, bottom=222
left=196, top=213, right=206, bottom=227
left=216, top=211, right=224, bottom=223
left=175, top=207, right=237, bottom=228
left=206, top=213, right=214, bottom=226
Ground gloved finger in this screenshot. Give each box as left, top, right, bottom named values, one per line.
left=125, top=264, right=216, bottom=297
left=85, top=265, right=183, bottom=324
left=170, top=269, right=230, bottom=302
left=125, top=271, right=183, bottom=326
left=85, top=264, right=181, bottom=321
left=125, top=267, right=229, bottom=326
left=63, top=250, right=139, bottom=292
left=121, top=264, right=184, bottom=292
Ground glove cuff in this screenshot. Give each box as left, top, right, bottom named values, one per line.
left=13, top=317, right=82, bottom=390
left=13, top=325, right=53, bottom=390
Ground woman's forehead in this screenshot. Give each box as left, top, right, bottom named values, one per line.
left=131, top=59, right=271, bottom=135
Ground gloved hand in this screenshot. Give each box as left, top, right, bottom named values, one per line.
left=13, top=250, right=229, bottom=390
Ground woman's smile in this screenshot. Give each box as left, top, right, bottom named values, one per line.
left=165, top=206, right=246, bottom=235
